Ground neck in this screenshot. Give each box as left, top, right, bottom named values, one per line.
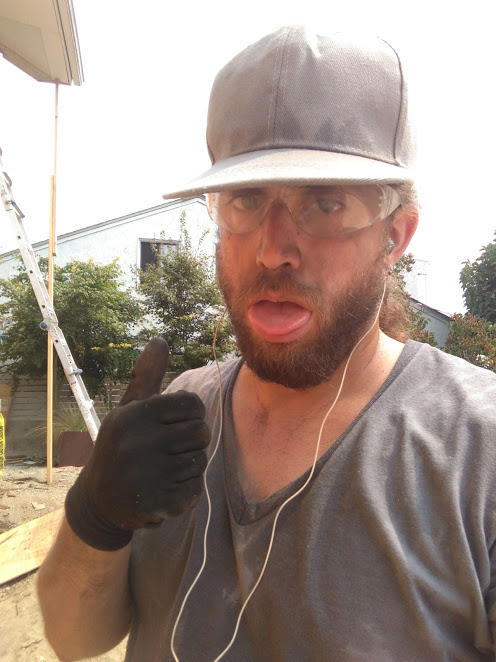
left=238, top=326, right=396, bottom=414
left=231, top=329, right=405, bottom=502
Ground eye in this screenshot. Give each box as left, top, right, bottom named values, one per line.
left=231, top=194, right=262, bottom=212
left=314, top=196, right=345, bottom=214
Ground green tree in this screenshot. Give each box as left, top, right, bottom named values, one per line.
left=442, top=233, right=496, bottom=373
left=392, top=253, right=437, bottom=346
left=0, top=257, right=143, bottom=396
left=444, top=313, right=496, bottom=372
left=138, top=213, right=236, bottom=372
left=459, top=234, right=496, bottom=323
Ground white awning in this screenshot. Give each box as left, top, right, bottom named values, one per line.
left=0, top=0, right=83, bottom=85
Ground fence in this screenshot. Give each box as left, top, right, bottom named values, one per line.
left=0, top=373, right=177, bottom=458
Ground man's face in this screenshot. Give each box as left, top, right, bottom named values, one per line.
left=215, top=186, right=391, bottom=390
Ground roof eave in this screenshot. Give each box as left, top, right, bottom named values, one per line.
left=0, top=0, right=83, bottom=86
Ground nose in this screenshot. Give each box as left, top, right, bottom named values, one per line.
left=255, top=200, right=302, bottom=271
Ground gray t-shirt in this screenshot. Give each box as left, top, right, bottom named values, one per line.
left=127, top=341, right=496, bottom=661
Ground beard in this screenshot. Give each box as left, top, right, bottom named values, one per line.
left=217, top=249, right=389, bottom=390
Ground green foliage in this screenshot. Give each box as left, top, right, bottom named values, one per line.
left=0, top=257, right=142, bottom=395
left=407, top=307, right=438, bottom=347
left=87, top=342, right=138, bottom=390
left=138, top=212, right=236, bottom=372
left=391, top=253, right=437, bottom=346
left=444, top=313, right=496, bottom=372
left=445, top=234, right=496, bottom=371
left=460, top=234, right=496, bottom=323
left=28, top=403, right=87, bottom=440
left=393, top=253, right=416, bottom=283
left=0, top=260, right=47, bottom=380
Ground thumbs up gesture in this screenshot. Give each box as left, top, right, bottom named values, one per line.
left=65, top=338, right=210, bottom=551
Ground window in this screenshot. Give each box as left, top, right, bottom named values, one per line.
left=139, top=239, right=179, bottom=271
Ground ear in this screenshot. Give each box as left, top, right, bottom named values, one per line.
left=387, top=205, right=419, bottom=265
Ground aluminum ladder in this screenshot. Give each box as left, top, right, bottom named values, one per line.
left=0, top=148, right=100, bottom=441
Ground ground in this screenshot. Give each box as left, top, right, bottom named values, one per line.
left=0, top=461, right=128, bottom=662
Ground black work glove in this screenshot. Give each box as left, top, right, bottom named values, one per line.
left=65, top=337, right=210, bottom=551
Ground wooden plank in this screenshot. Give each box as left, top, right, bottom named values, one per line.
left=11, top=386, right=46, bottom=392
left=12, top=384, right=46, bottom=390
left=9, top=401, right=46, bottom=407
left=0, top=507, right=63, bottom=585
left=8, top=404, right=46, bottom=411
left=10, top=392, right=47, bottom=399
left=9, top=404, right=46, bottom=409
left=10, top=408, right=47, bottom=414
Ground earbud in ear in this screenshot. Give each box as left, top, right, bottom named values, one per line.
left=386, top=239, right=395, bottom=255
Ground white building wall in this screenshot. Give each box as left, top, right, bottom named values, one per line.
left=409, top=299, right=450, bottom=348
left=0, top=197, right=214, bottom=288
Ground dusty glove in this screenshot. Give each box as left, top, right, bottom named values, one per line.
left=65, top=337, right=210, bottom=551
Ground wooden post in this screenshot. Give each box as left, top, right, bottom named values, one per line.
left=47, top=82, right=59, bottom=484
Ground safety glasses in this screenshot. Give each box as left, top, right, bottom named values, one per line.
left=207, top=184, right=401, bottom=238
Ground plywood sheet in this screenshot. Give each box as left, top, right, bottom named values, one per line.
left=0, top=507, right=63, bottom=585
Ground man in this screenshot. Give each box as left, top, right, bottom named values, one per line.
left=38, top=26, right=496, bottom=661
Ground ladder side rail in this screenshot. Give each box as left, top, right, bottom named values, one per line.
left=6, top=205, right=59, bottom=325
left=0, top=157, right=100, bottom=441
left=48, top=322, right=101, bottom=440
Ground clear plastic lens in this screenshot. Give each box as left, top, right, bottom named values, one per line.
left=207, top=185, right=400, bottom=237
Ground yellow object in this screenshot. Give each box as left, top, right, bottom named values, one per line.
left=0, top=413, right=4, bottom=477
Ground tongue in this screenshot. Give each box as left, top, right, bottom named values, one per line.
left=248, top=300, right=311, bottom=338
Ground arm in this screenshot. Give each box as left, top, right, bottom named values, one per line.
left=37, top=338, right=210, bottom=660
left=37, top=518, right=132, bottom=661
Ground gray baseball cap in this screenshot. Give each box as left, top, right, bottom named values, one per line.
left=162, top=26, right=415, bottom=199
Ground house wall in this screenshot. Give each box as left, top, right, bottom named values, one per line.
left=410, top=300, right=450, bottom=348
left=428, top=316, right=449, bottom=348
left=0, top=197, right=213, bottom=287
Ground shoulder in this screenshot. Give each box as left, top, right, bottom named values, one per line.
left=393, top=341, right=496, bottom=461
left=404, top=340, right=496, bottom=397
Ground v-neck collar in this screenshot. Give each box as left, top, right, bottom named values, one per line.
left=220, top=340, right=422, bottom=525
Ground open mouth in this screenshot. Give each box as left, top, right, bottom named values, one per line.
left=247, top=299, right=312, bottom=342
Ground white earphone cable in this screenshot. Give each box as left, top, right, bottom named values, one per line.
left=170, top=311, right=226, bottom=662
left=171, top=282, right=387, bottom=661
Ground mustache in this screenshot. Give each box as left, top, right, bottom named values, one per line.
left=233, top=270, right=323, bottom=306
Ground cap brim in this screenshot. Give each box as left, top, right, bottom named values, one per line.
left=162, top=149, right=413, bottom=199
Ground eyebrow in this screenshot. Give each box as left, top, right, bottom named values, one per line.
left=220, top=185, right=370, bottom=198
left=221, top=188, right=263, bottom=196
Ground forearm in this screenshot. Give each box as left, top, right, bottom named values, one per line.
left=35, top=340, right=209, bottom=660
left=37, top=516, right=133, bottom=661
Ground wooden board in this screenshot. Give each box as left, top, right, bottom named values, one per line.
left=0, top=507, right=63, bottom=585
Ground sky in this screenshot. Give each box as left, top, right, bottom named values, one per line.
left=0, top=0, right=495, bottom=314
